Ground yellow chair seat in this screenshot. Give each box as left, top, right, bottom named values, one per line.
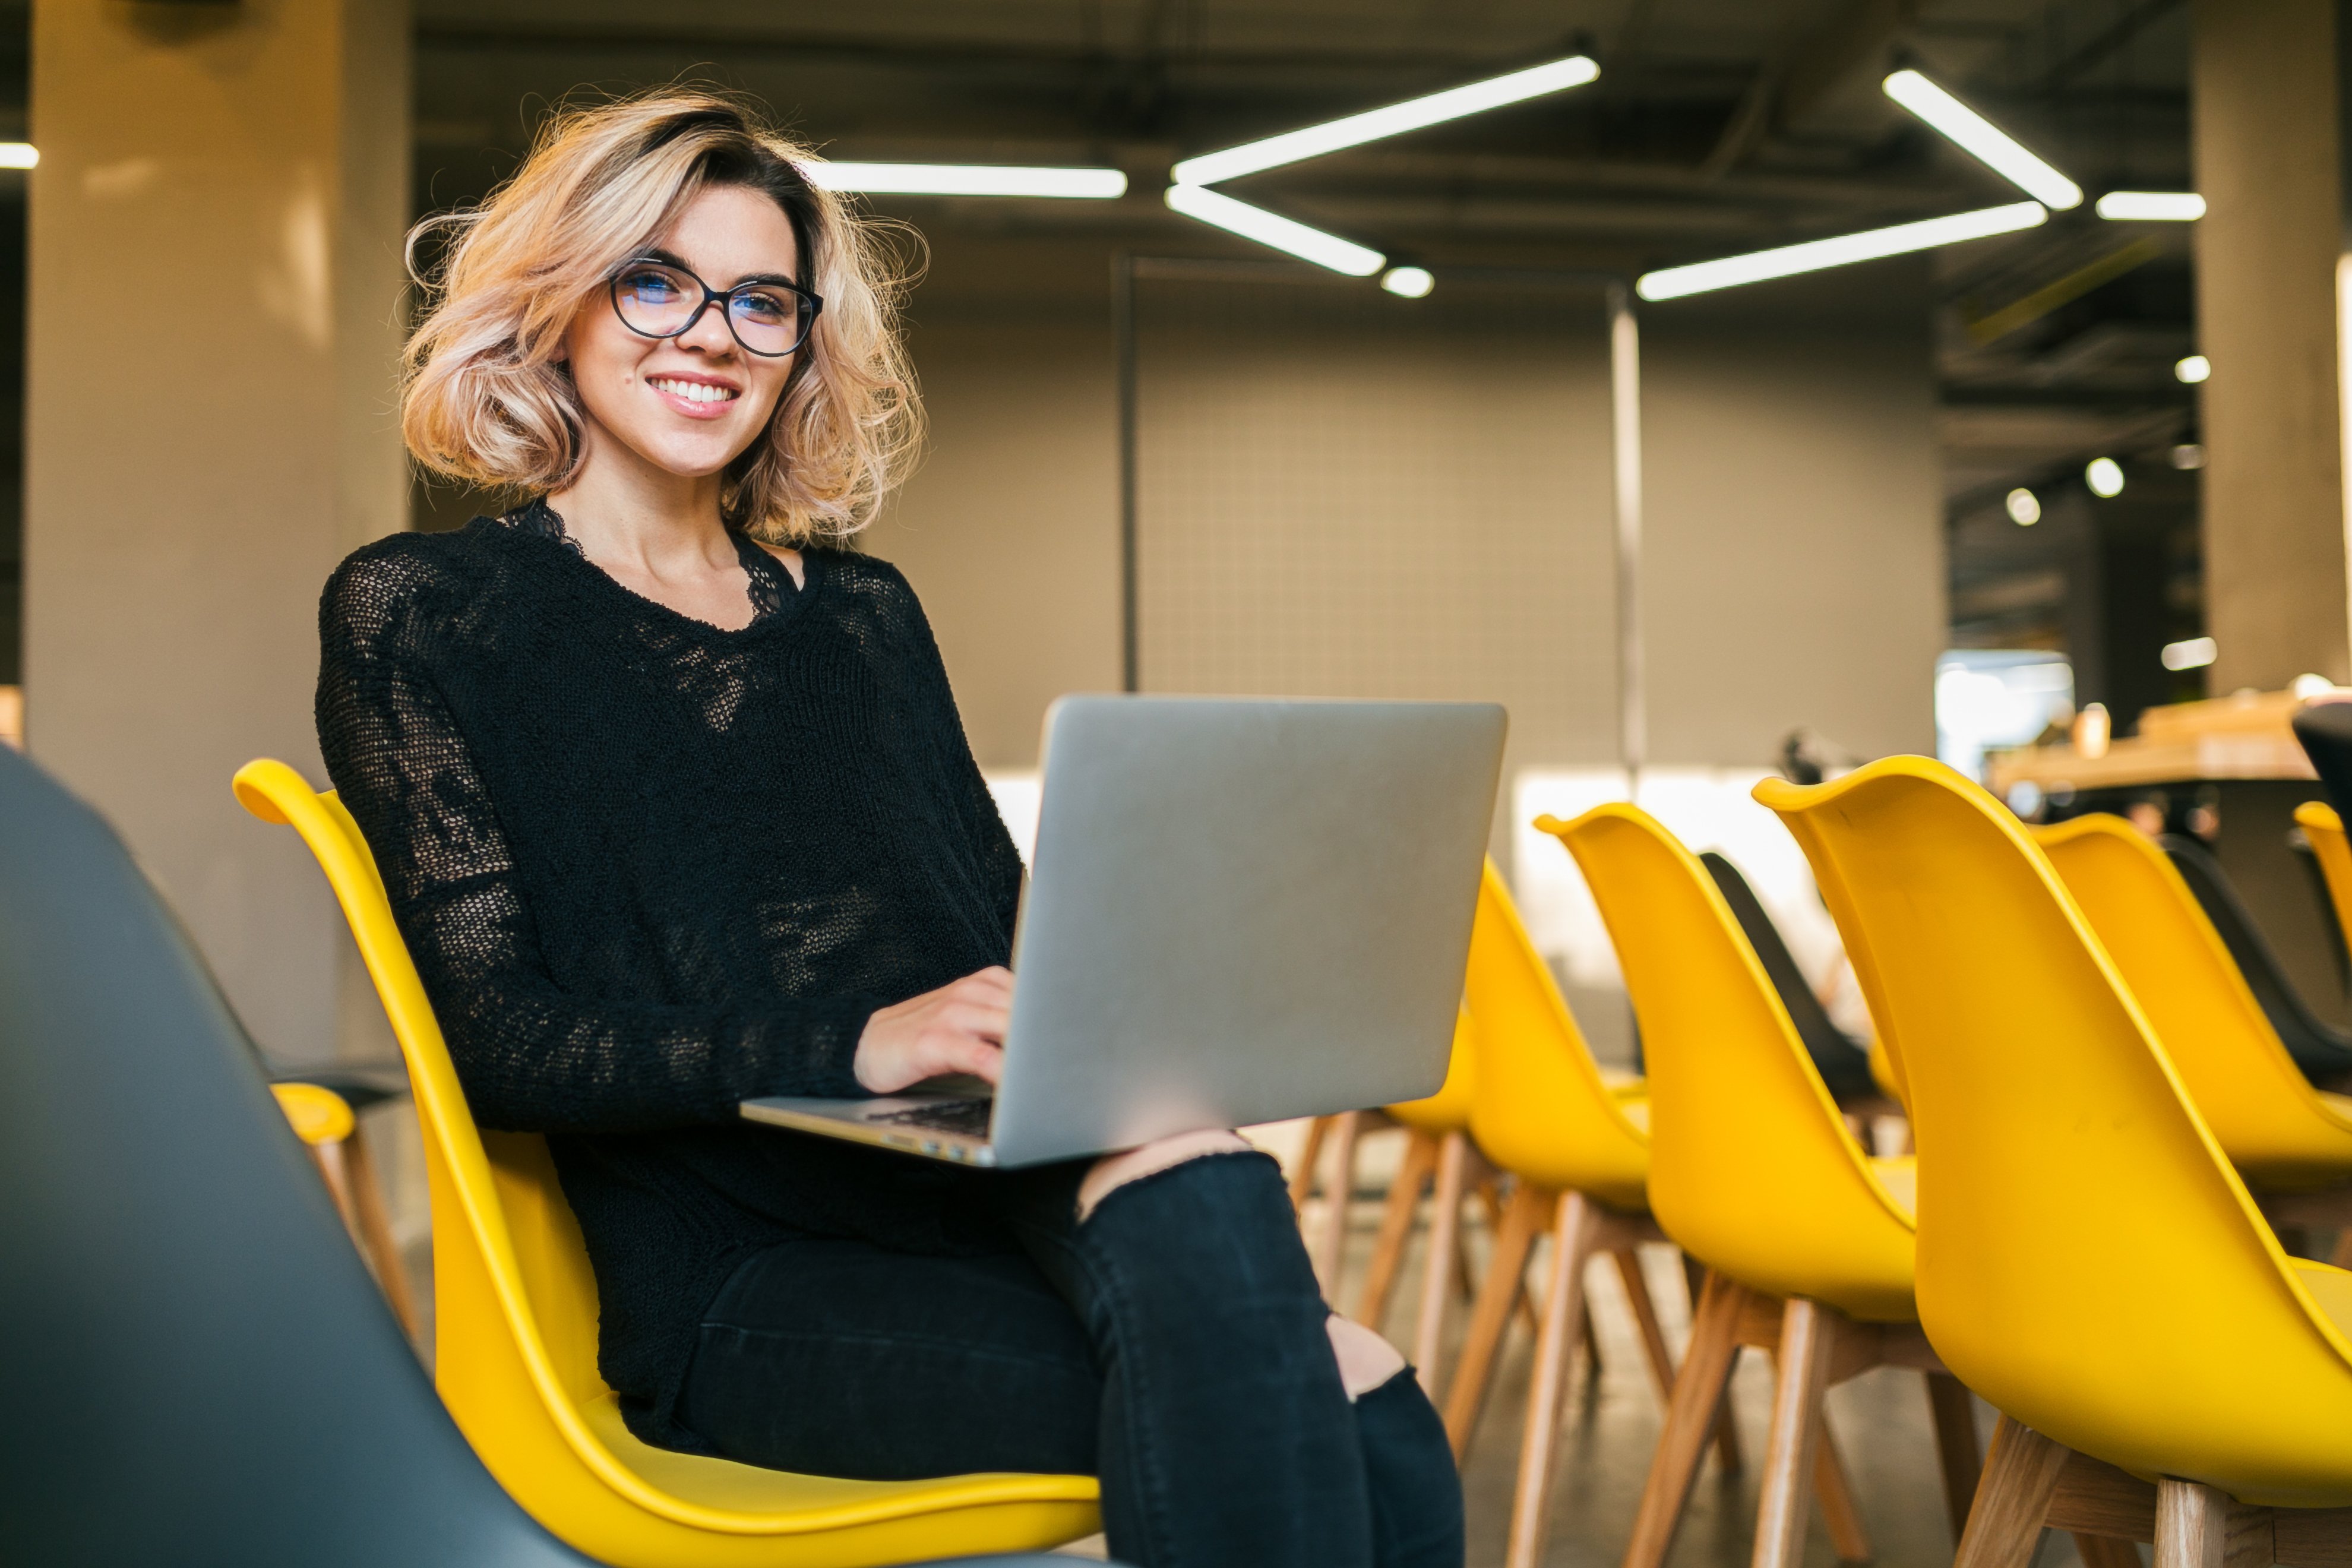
left=272, top=1080, right=356, bottom=1146
left=2034, top=814, right=2352, bottom=1192
left=2291, top=1259, right=2352, bottom=1340
left=234, top=759, right=1100, bottom=1566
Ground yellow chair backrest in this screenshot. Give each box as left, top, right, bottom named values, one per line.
left=1759, top=757, right=2352, bottom=1506
left=2297, top=801, right=2352, bottom=972
left=2033, top=814, right=2352, bottom=1187
left=1541, top=805, right=1914, bottom=1320
left=1386, top=1004, right=1477, bottom=1135
left=1459, top=860, right=1648, bottom=1207
left=233, top=760, right=1098, bottom=1566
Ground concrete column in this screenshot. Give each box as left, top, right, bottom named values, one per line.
left=26, top=1, right=410, bottom=1062
left=2190, top=0, right=2350, bottom=690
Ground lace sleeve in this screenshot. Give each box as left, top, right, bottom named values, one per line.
left=315, top=548, right=875, bottom=1133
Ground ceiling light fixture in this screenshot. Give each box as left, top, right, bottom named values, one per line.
left=2176, top=354, right=2211, bottom=384
left=2006, top=488, right=2042, bottom=526
left=1636, top=201, right=2047, bottom=301
left=2162, top=636, right=2217, bottom=671
left=2086, top=456, right=2125, bottom=497
left=1380, top=266, right=1435, bottom=298
left=1883, top=69, right=2082, bottom=210
left=1164, top=184, right=1386, bottom=276
left=2095, top=190, right=2205, bottom=222
left=804, top=162, right=1128, bottom=198
left=0, top=143, right=34, bottom=170
left=1171, top=55, right=1599, bottom=187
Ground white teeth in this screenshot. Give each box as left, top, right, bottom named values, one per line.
left=652, top=378, right=737, bottom=405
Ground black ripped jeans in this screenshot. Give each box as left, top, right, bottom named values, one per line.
left=677, top=1150, right=1462, bottom=1568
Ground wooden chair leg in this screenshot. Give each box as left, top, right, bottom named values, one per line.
left=1507, top=1193, right=1605, bottom=1568
left=1289, top=1114, right=1333, bottom=1214
left=1669, top=1248, right=1744, bottom=1474
left=342, top=1121, right=421, bottom=1341
left=307, top=1139, right=358, bottom=1231
left=1475, top=1177, right=1547, bottom=1335
left=1413, top=1129, right=1469, bottom=1398
left=1357, top=1128, right=1438, bottom=1329
left=1621, top=1270, right=1747, bottom=1568
left=1954, top=1415, right=2071, bottom=1568
left=2155, top=1477, right=2266, bottom=1568
left=1614, top=1247, right=1675, bottom=1401
left=1926, top=1369, right=1983, bottom=1544
left=1311, top=1111, right=1364, bottom=1298
left=1752, top=1296, right=1836, bottom=1568
left=1813, top=1425, right=1873, bottom=1564
left=1443, top=1181, right=1548, bottom=1459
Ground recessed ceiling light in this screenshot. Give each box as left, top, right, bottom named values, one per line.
left=2086, top=457, right=2125, bottom=498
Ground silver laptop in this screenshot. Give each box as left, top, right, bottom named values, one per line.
left=741, top=694, right=1504, bottom=1168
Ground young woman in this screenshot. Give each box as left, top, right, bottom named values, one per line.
left=318, top=92, right=1461, bottom=1566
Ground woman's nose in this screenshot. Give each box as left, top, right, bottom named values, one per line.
left=677, top=301, right=737, bottom=354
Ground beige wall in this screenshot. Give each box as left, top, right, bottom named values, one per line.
left=880, top=263, right=1941, bottom=794
left=27, top=0, right=410, bottom=1063
left=2191, top=0, right=2350, bottom=690
left=864, top=314, right=1123, bottom=767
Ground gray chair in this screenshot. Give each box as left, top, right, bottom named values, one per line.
left=0, top=744, right=1098, bottom=1567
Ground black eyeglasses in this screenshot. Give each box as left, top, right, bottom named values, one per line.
left=608, top=257, right=823, bottom=358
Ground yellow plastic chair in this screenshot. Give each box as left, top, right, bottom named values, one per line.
left=1545, top=805, right=1989, bottom=1568
left=2297, top=801, right=2352, bottom=978
left=1760, top=756, right=2352, bottom=1568
left=233, top=759, right=1099, bottom=1568
left=1449, top=859, right=1754, bottom=1568
left=2032, top=814, right=2352, bottom=1212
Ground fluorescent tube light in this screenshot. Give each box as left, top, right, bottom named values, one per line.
left=1883, top=69, right=2082, bottom=210
left=2096, top=190, right=2205, bottom=221
left=804, top=162, right=1127, bottom=198
left=1380, top=266, right=1435, bottom=298
left=1172, top=55, right=1599, bottom=186
left=1164, top=184, right=1386, bottom=276
left=1636, top=201, right=2047, bottom=301
left=2162, top=637, right=2217, bottom=671
left=0, top=143, right=36, bottom=169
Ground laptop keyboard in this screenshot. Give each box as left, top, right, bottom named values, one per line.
left=871, top=1098, right=995, bottom=1139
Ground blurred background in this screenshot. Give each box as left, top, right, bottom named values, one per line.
left=15, top=4, right=2352, bottom=1560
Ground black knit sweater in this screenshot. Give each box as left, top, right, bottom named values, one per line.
left=315, top=501, right=1025, bottom=1447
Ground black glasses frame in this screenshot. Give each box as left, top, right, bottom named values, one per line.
left=608, top=257, right=824, bottom=358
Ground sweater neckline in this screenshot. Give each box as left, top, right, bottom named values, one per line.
left=501, top=497, right=816, bottom=637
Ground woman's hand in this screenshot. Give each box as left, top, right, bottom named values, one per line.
left=853, top=967, right=1013, bottom=1093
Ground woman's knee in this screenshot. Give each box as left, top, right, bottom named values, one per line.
left=1076, top=1128, right=1254, bottom=1222
left=1326, top=1314, right=1408, bottom=1399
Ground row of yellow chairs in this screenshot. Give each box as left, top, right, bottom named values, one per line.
left=1323, top=767, right=2352, bottom=1568
left=250, top=745, right=2352, bottom=1568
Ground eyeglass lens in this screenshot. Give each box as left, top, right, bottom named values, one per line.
left=613, top=262, right=811, bottom=356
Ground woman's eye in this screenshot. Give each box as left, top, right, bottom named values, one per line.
left=619, top=269, right=682, bottom=301
left=732, top=290, right=792, bottom=324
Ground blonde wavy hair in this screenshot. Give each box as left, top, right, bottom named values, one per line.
left=402, top=90, right=922, bottom=545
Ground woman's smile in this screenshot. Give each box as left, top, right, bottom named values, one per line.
left=644, top=371, right=743, bottom=419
